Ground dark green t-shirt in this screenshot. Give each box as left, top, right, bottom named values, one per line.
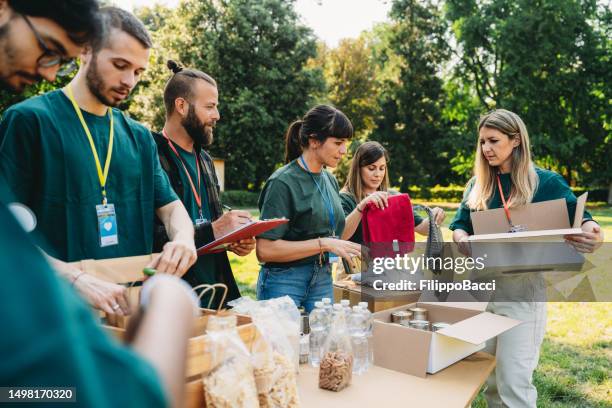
left=0, top=199, right=166, bottom=407
left=339, top=191, right=424, bottom=244
left=258, top=160, right=346, bottom=266
left=449, top=167, right=593, bottom=235
left=0, top=90, right=178, bottom=262
left=168, top=144, right=217, bottom=290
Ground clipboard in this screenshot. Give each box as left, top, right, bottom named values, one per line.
left=197, top=218, right=289, bottom=255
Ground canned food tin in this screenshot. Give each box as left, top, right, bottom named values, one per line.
left=431, top=322, right=451, bottom=332
left=391, top=310, right=411, bottom=323
left=408, top=320, right=430, bottom=331
left=408, top=307, right=428, bottom=321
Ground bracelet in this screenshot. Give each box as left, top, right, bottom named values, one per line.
left=356, top=205, right=362, bottom=213
left=72, top=271, right=85, bottom=286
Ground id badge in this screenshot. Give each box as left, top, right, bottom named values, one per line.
left=195, top=217, right=207, bottom=226
left=96, top=203, right=118, bottom=247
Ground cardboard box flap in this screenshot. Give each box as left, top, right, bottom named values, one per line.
left=471, top=198, right=570, bottom=235
left=572, top=192, right=588, bottom=228
left=71, top=254, right=155, bottom=284
left=436, top=312, right=521, bottom=345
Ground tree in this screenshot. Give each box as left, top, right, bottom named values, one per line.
left=311, top=35, right=382, bottom=186
left=446, top=0, right=611, bottom=194
left=370, top=0, right=454, bottom=190
left=132, top=0, right=324, bottom=191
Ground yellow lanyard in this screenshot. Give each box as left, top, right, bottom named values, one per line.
left=66, top=84, right=114, bottom=205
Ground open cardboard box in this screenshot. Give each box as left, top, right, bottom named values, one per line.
left=372, top=302, right=521, bottom=378
left=467, top=193, right=587, bottom=273
left=333, top=280, right=421, bottom=312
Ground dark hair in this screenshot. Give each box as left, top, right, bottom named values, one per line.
left=163, top=60, right=217, bottom=116
left=284, top=105, right=353, bottom=163
left=8, top=0, right=101, bottom=45
left=343, top=141, right=390, bottom=201
left=91, top=7, right=152, bottom=52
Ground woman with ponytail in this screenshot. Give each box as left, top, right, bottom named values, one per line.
left=256, top=105, right=362, bottom=312
left=450, top=109, right=603, bottom=407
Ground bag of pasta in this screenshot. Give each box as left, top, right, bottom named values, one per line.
left=228, top=296, right=301, bottom=407
left=203, top=314, right=259, bottom=408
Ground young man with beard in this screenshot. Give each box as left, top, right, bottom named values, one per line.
left=152, top=61, right=256, bottom=306
left=0, top=7, right=197, bottom=315
left=0, top=2, right=196, bottom=406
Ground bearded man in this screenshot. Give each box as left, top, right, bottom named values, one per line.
left=152, top=60, right=256, bottom=307
left=0, top=7, right=198, bottom=316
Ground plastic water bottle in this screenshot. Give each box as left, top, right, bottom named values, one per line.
left=340, top=299, right=351, bottom=319
left=309, top=301, right=327, bottom=367
left=349, top=306, right=368, bottom=374
left=321, top=297, right=332, bottom=328
left=358, top=302, right=374, bottom=369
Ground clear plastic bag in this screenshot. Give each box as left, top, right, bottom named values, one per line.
left=319, top=305, right=353, bottom=392
left=203, top=314, right=259, bottom=408
left=228, top=297, right=301, bottom=407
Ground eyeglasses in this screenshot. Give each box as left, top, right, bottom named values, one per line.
left=21, top=14, right=77, bottom=77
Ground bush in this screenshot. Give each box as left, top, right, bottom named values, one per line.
left=220, top=190, right=260, bottom=208
left=403, top=185, right=608, bottom=203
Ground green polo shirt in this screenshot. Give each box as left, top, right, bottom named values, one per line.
left=0, top=198, right=166, bottom=407
left=167, top=144, right=217, bottom=291
left=339, top=191, right=424, bottom=244
left=0, top=90, right=178, bottom=261
left=258, top=160, right=346, bottom=266
left=449, top=167, right=593, bottom=235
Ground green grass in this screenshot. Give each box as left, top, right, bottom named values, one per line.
left=228, top=204, right=612, bottom=407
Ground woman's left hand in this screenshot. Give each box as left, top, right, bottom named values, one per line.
left=564, top=221, right=603, bottom=253
left=431, top=207, right=446, bottom=226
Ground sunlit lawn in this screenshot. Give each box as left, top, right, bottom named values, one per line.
left=228, top=204, right=612, bottom=407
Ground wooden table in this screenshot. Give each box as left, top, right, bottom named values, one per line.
left=297, top=352, right=495, bottom=408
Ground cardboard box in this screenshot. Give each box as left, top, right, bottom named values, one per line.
left=372, top=302, right=521, bottom=378
left=467, top=193, right=587, bottom=273
left=333, top=280, right=421, bottom=312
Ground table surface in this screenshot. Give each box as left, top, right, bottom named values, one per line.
left=297, top=352, right=495, bottom=408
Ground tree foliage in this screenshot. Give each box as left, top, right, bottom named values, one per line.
left=131, top=0, right=324, bottom=190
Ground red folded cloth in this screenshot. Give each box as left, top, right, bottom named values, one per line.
left=362, top=193, right=415, bottom=257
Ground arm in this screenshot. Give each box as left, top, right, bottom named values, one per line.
left=452, top=229, right=471, bottom=256
left=43, top=251, right=131, bottom=316
left=565, top=220, right=604, bottom=253
left=415, top=207, right=446, bottom=236
left=256, top=237, right=362, bottom=268
left=130, top=276, right=197, bottom=408
left=151, top=200, right=197, bottom=276
left=341, top=192, right=389, bottom=240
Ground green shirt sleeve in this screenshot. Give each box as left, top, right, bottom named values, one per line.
left=412, top=207, right=425, bottom=226
left=0, top=204, right=167, bottom=408
left=449, top=179, right=475, bottom=235
left=0, top=107, right=39, bottom=205
left=258, top=178, right=294, bottom=240
left=340, top=192, right=357, bottom=215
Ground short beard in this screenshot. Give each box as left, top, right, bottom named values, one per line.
left=85, top=54, right=118, bottom=107
left=181, top=104, right=214, bottom=148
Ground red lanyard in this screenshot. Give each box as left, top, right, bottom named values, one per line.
left=162, top=130, right=203, bottom=217
left=496, top=173, right=514, bottom=227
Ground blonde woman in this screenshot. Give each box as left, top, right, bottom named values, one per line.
left=340, top=141, right=445, bottom=244
left=450, top=109, right=603, bottom=407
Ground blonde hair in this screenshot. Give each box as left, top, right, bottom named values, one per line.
left=342, top=141, right=390, bottom=202
left=466, top=109, right=538, bottom=210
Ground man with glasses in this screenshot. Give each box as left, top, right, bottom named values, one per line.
left=0, top=1, right=196, bottom=407
left=0, top=6, right=198, bottom=314
left=0, top=0, right=88, bottom=92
